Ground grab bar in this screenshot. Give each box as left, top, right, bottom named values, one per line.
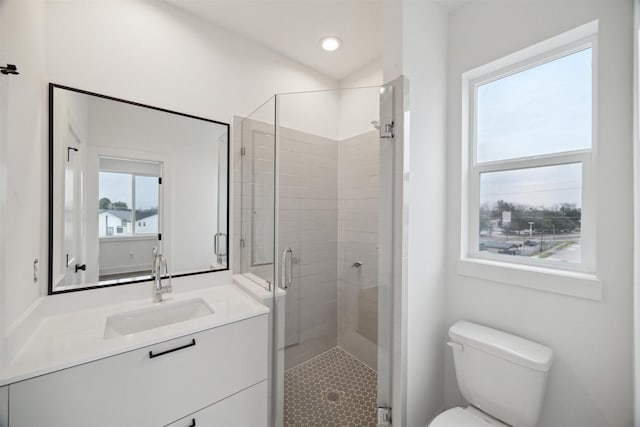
left=281, top=248, right=293, bottom=289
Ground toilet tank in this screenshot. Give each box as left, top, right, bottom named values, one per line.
left=449, top=321, right=553, bottom=427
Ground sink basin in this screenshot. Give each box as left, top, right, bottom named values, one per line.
left=104, top=298, right=214, bottom=339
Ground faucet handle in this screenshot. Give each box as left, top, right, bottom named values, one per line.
left=162, top=257, right=172, bottom=293
left=162, top=276, right=173, bottom=293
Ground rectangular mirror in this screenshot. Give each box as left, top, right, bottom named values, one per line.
left=48, top=84, right=229, bottom=294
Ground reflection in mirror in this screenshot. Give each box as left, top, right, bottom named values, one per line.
left=49, top=84, right=229, bottom=294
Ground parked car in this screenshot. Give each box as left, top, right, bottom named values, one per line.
left=499, top=247, right=520, bottom=255
left=524, top=240, right=537, bottom=246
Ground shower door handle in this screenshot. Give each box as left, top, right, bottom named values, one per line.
left=281, top=248, right=293, bottom=289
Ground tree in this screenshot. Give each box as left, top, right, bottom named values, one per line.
left=111, top=201, right=128, bottom=209
left=99, top=197, right=112, bottom=210
left=484, top=200, right=581, bottom=237
left=479, top=203, right=491, bottom=233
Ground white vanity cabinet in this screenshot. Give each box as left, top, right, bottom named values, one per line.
left=166, top=380, right=267, bottom=427
left=8, top=314, right=268, bottom=427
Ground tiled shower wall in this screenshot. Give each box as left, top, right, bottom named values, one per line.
left=337, top=131, right=379, bottom=370
left=279, top=128, right=339, bottom=369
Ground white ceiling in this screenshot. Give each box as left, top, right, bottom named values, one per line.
left=165, top=0, right=383, bottom=81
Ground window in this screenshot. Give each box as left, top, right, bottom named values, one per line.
left=464, top=34, right=596, bottom=274
left=98, top=157, right=161, bottom=238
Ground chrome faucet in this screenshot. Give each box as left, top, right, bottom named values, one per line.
left=151, top=247, right=172, bottom=303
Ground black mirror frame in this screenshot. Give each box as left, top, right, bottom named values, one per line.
left=48, top=83, right=230, bottom=295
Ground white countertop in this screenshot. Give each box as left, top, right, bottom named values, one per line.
left=0, top=283, right=269, bottom=386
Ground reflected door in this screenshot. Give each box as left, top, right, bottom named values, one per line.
left=63, top=125, right=84, bottom=286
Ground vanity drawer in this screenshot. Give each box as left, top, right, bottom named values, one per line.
left=165, top=380, right=267, bottom=427
left=9, top=314, right=268, bottom=427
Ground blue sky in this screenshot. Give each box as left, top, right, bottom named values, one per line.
left=99, top=172, right=158, bottom=210
left=480, top=163, right=582, bottom=209
left=477, top=48, right=591, bottom=209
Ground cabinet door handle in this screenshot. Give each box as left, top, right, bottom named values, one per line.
left=186, top=418, right=196, bottom=427
left=148, top=338, right=196, bottom=359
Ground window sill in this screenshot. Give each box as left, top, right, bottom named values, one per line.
left=457, top=257, right=602, bottom=301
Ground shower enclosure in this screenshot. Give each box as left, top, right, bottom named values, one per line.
left=238, top=82, right=401, bottom=426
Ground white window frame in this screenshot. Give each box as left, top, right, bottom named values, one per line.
left=459, top=21, right=602, bottom=300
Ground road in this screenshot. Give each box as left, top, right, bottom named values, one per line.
left=480, top=232, right=581, bottom=263
left=542, top=242, right=581, bottom=263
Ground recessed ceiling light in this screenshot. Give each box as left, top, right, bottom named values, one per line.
left=321, top=36, right=342, bottom=52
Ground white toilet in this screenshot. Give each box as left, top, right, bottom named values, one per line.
left=429, top=321, right=553, bottom=427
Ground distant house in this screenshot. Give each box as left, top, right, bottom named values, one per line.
left=135, top=213, right=158, bottom=234
left=98, top=209, right=158, bottom=237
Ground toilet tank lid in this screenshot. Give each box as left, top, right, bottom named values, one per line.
left=449, top=321, right=553, bottom=372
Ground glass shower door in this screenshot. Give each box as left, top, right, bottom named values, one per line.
left=240, top=97, right=277, bottom=288
left=273, top=85, right=396, bottom=426
left=239, top=82, right=401, bottom=426
left=239, top=96, right=281, bottom=427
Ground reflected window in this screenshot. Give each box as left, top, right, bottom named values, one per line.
left=135, top=175, right=159, bottom=234
left=98, top=157, right=161, bottom=238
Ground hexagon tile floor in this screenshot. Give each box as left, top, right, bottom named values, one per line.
left=284, top=346, right=377, bottom=426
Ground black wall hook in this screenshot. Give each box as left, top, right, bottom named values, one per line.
left=0, top=64, right=19, bottom=75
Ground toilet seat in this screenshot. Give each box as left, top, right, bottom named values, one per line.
left=429, top=407, right=508, bottom=427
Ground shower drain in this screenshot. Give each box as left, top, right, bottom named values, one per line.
left=326, top=390, right=341, bottom=402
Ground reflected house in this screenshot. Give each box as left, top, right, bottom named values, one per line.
left=98, top=209, right=158, bottom=237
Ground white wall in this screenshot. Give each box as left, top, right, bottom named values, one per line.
left=338, top=58, right=383, bottom=140
left=45, top=0, right=338, bottom=126
left=383, top=1, right=449, bottom=425
left=403, top=2, right=449, bottom=425
left=272, top=56, right=383, bottom=141
left=0, top=0, right=340, bottom=337
left=0, top=0, right=47, bottom=356
left=444, top=2, right=634, bottom=426
left=99, top=237, right=156, bottom=277
left=277, top=91, right=340, bottom=140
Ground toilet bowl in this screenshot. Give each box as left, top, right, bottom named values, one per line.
left=428, top=321, right=553, bottom=427
left=428, top=406, right=509, bottom=427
